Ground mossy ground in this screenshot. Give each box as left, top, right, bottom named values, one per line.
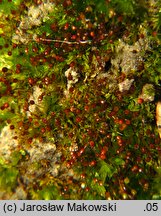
left=0, top=0, right=161, bottom=199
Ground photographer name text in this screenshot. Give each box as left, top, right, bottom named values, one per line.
left=4, top=202, right=117, bottom=213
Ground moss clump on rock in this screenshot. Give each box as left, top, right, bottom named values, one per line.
left=0, top=0, right=161, bottom=199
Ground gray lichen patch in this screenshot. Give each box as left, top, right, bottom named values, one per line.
left=12, top=1, right=55, bottom=44
left=18, top=139, right=57, bottom=184
left=97, top=35, right=151, bottom=93
left=111, top=37, right=149, bottom=75
left=27, top=140, right=57, bottom=162
left=0, top=125, right=19, bottom=160
left=14, top=138, right=77, bottom=190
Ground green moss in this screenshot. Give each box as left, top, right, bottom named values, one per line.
left=0, top=152, right=21, bottom=192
